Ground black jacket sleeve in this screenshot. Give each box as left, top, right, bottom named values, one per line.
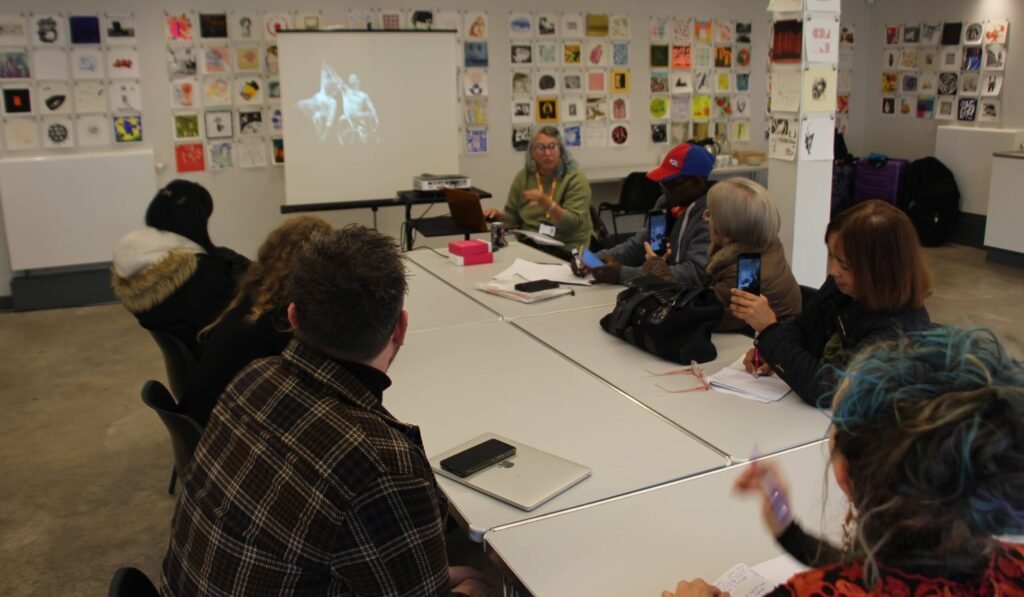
left=776, top=521, right=844, bottom=568
left=755, top=309, right=836, bottom=408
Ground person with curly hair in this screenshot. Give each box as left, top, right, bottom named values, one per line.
left=181, top=216, right=331, bottom=424
left=664, top=326, right=1024, bottom=596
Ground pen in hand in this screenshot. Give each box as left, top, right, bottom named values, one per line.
left=752, top=348, right=761, bottom=380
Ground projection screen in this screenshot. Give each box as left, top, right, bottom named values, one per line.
left=278, top=31, right=458, bottom=205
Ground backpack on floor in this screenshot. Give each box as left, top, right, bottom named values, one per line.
left=902, top=157, right=960, bottom=247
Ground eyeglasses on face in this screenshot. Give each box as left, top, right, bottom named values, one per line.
left=532, top=142, right=560, bottom=153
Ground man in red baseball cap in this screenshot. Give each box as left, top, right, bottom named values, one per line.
left=585, top=142, right=714, bottom=286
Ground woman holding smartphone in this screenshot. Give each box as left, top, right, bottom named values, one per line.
left=729, top=200, right=931, bottom=407
left=664, top=326, right=1024, bottom=597
left=641, top=178, right=801, bottom=333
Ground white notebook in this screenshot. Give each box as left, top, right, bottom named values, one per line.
left=708, top=356, right=793, bottom=403
left=431, top=433, right=591, bottom=511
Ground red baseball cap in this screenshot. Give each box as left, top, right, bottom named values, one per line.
left=646, top=143, right=715, bottom=183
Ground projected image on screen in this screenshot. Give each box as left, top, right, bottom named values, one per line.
left=298, top=62, right=380, bottom=144
left=279, top=32, right=458, bottom=205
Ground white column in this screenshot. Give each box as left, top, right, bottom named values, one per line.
left=766, top=0, right=840, bottom=288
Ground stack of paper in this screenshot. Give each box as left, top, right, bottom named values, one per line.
left=474, top=280, right=573, bottom=303
left=512, top=229, right=565, bottom=247
left=494, top=258, right=593, bottom=286
left=714, top=563, right=774, bottom=597
left=708, top=357, right=792, bottom=403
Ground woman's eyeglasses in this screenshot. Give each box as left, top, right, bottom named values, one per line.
left=532, top=143, right=559, bottom=153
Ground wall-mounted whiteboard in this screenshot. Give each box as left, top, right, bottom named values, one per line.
left=278, top=31, right=459, bottom=205
left=0, top=149, right=157, bottom=270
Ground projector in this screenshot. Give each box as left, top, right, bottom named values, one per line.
left=413, top=173, right=472, bottom=191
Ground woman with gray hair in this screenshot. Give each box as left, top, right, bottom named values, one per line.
left=643, top=177, right=800, bottom=332
left=484, top=126, right=593, bottom=250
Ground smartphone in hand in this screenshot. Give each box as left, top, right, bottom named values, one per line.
left=581, top=248, right=604, bottom=269
left=737, top=252, right=761, bottom=295
left=647, top=210, right=668, bottom=256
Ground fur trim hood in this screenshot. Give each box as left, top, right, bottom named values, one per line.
left=111, top=228, right=204, bottom=314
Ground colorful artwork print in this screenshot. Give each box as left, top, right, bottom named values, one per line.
left=113, top=114, right=142, bottom=142
left=175, top=143, right=205, bottom=172
left=166, top=13, right=195, bottom=42
left=173, top=113, right=201, bottom=139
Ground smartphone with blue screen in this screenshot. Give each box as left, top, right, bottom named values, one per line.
left=581, top=248, right=605, bottom=269
left=648, top=210, right=668, bottom=256
left=737, top=252, right=762, bottom=295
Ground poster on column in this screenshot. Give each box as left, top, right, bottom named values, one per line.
left=771, top=69, right=802, bottom=113
left=805, top=0, right=840, bottom=12
left=767, top=0, right=803, bottom=12
left=769, top=117, right=798, bottom=161
left=805, top=17, right=838, bottom=64
left=802, top=67, right=837, bottom=113
left=799, top=116, right=834, bottom=161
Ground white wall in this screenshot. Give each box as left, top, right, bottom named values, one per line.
left=859, top=0, right=1024, bottom=159
left=0, top=0, right=876, bottom=299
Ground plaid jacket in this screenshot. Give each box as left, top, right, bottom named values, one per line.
left=160, top=340, right=451, bottom=596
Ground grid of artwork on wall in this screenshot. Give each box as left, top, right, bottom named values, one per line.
left=505, top=13, right=631, bottom=151
left=162, top=10, right=318, bottom=172
left=649, top=17, right=753, bottom=149
left=0, top=12, right=141, bottom=151
left=880, top=20, right=1009, bottom=123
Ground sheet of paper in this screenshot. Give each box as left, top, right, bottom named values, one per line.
left=768, top=117, right=798, bottom=162
left=475, top=280, right=574, bottom=303
left=709, top=356, right=792, bottom=402
left=804, top=17, right=838, bottom=64
left=714, top=563, right=773, bottom=597
left=799, top=116, right=835, bottom=161
left=751, top=553, right=809, bottom=587
left=494, top=258, right=593, bottom=286
left=771, top=70, right=802, bottom=113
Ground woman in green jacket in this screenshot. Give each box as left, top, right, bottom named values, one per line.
left=485, top=126, right=593, bottom=250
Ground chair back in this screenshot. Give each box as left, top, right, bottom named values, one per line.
left=108, top=567, right=159, bottom=597
left=617, top=172, right=662, bottom=214
left=141, top=380, right=204, bottom=483
left=148, top=329, right=197, bottom=401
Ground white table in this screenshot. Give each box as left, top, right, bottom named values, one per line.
left=405, top=260, right=500, bottom=333
left=485, top=441, right=846, bottom=597
left=513, top=307, right=830, bottom=460
left=386, top=321, right=728, bottom=541
left=405, top=243, right=623, bottom=320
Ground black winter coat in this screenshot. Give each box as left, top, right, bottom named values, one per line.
left=755, top=278, right=930, bottom=408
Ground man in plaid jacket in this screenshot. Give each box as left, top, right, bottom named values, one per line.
left=160, top=226, right=493, bottom=596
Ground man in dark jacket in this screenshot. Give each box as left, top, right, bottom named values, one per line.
left=588, top=143, right=715, bottom=287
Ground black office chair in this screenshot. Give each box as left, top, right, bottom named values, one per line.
left=108, top=567, right=159, bottom=597
left=799, top=285, right=819, bottom=310
left=141, top=380, right=204, bottom=495
left=598, top=172, right=662, bottom=240
left=147, top=329, right=197, bottom=403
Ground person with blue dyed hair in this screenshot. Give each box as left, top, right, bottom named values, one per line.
left=663, top=326, right=1024, bottom=596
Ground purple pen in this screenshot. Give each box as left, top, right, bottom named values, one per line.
left=750, top=448, right=794, bottom=528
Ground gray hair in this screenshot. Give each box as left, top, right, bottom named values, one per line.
left=706, top=178, right=780, bottom=249
left=524, top=125, right=578, bottom=179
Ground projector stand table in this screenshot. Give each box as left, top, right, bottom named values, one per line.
left=397, top=188, right=492, bottom=251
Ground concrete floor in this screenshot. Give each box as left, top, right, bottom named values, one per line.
left=0, top=244, right=1020, bottom=596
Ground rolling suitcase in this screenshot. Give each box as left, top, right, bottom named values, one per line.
left=853, top=157, right=909, bottom=207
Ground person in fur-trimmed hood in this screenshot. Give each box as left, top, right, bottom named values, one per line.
left=112, top=180, right=249, bottom=357
left=641, top=177, right=801, bottom=332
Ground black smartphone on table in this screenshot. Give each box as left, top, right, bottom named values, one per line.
left=440, top=438, right=517, bottom=477
left=647, top=210, right=668, bottom=256
left=737, top=252, right=762, bottom=295
left=514, top=279, right=560, bottom=292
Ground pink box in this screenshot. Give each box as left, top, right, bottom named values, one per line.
left=449, top=252, right=494, bottom=266
left=448, top=239, right=491, bottom=256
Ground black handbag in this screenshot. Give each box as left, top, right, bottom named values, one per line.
left=599, top=276, right=724, bottom=364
